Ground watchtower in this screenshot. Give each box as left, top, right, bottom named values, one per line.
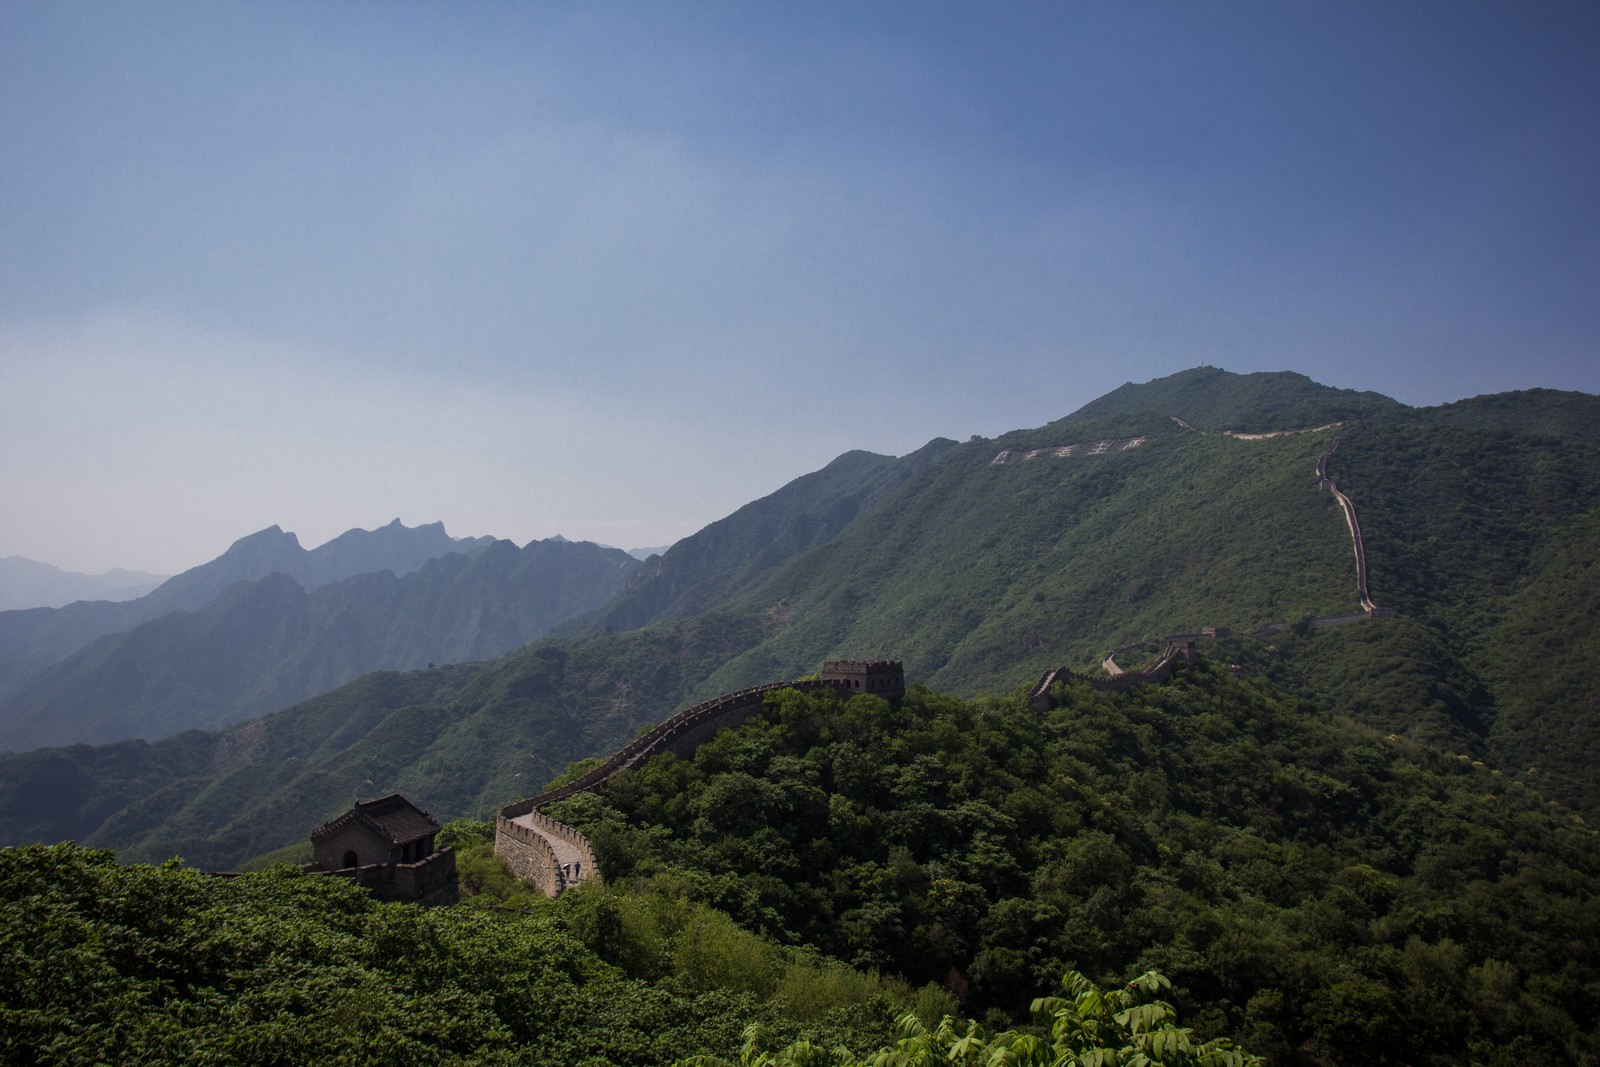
left=821, top=659, right=905, bottom=701
left=305, top=793, right=457, bottom=904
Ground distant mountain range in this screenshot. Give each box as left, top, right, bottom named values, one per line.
left=0, top=367, right=1596, bottom=870
left=0, top=557, right=169, bottom=610
left=0, top=520, right=637, bottom=749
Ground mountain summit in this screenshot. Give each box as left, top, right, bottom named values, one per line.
left=1063, top=366, right=1403, bottom=430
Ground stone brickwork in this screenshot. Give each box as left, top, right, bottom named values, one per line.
left=494, top=818, right=565, bottom=897
left=305, top=848, right=459, bottom=906
left=303, top=793, right=456, bottom=905
left=821, top=659, right=905, bottom=700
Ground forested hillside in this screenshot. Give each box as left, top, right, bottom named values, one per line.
left=1328, top=392, right=1600, bottom=817
left=693, top=413, right=1354, bottom=697
left=1064, top=366, right=1401, bottom=431
left=543, top=673, right=1600, bottom=1065
left=567, top=440, right=957, bottom=636
left=2, top=368, right=1597, bottom=868
left=4, top=667, right=1597, bottom=1065
left=0, top=616, right=768, bottom=868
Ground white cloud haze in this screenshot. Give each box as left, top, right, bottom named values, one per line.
left=2, top=3, right=1596, bottom=573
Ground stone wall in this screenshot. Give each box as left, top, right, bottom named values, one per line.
left=305, top=847, right=459, bottom=905
left=503, top=677, right=850, bottom=816
left=494, top=674, right=866, bottom=896
left=497, top=807, right=597, bottom=888
left=494, top=819, right=564, bottom=897
left=1030, top=642, right=1199, bottom=711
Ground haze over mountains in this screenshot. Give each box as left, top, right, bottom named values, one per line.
left=0, top=557, right=169, bottom=611
left=1, top=367, right=1595, bottom=874
left=0, top=519, right=637, bottom=749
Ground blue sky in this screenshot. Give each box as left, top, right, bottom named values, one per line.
left=3, top=2, right=1597, bottom=574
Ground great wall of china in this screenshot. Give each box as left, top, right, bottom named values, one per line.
left=495, top=422, right=1390, bottom=897
left=1069, top=423, right=1387, bottom=669
left=494, top=663, right=906, bottom=897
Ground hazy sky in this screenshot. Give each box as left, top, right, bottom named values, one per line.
left=3, top=2, right=1597, bottom=575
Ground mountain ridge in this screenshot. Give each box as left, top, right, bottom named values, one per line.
left=0, top=537, right=641, bottom=751
left=1, top=367, right=1596, bottom=864
left=0, top=557, right=169, bottom=611
left=0, top=519, right=498, bottom=709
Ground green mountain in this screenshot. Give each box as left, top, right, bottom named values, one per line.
left=545, top=671, right=1600, bottom=1064
left=0, top=537, right=639, bottom=751
left=2, top=367, right=1597, bottom=862
left=566, top=440, right=958, bottom=635
left=686, top=412, right=1356, bottom=697
left=4, top=667, right=1596, bottom=1066
left=0, top=614, right=764, bottom=868
left=1313, top=392, right=1600, bottom=813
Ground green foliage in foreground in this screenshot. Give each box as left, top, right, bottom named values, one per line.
left=0, top=839, right=1259, bottom=1067
left=0, top=843, right=738, bottom=1064
left=688, top=970, right=1261, bottom=1067
left=551, top=672, right=1600, bottom=1065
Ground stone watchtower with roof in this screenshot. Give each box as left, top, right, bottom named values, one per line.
left=304, top=793, right=458, bottom=905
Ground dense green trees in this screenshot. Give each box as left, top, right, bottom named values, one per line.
left=0, top=843, right=819, bottom=1065
left=687, top=970, right=1260, bottom=1067
left=2, top=373, right=1597, bottom=1064
left=548, top=673, right=1600, bottom=1064
left=5, top=664, right=1599, bottom=1063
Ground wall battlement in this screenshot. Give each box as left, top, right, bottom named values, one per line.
left=821, top=659, right=905, bottom=700
left=302, top=847, right=458, bottom=906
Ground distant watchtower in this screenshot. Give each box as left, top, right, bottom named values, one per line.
left=821, top=659, right=905, bottom=702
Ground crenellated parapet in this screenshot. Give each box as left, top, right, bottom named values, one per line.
left=820, top=659, right=905, bottom=700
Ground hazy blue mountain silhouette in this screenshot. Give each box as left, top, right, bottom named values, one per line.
left=0, top=537, right=638, bottom=750
left=0, top=520, right=496, bottom=707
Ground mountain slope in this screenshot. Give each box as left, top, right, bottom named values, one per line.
left=133, top=518, right=498, bottom=612
left=2, top=368, right=1598, bottom=857
left=547, top=669, right=1600, bottom=1064
left=0, top=613, right=767, bottom=867
left=690, top=413, right=1359, bottom=698
left=0, top=538, right=640, bottom=750
left=566, top=440, right=959, bottom=635
left=1324, top=391, right=1600, bottom=814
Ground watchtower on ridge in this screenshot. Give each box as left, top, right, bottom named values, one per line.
left=304, top=793, right=458, bottom=905
left=821, top=659, right=905, bottom=701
